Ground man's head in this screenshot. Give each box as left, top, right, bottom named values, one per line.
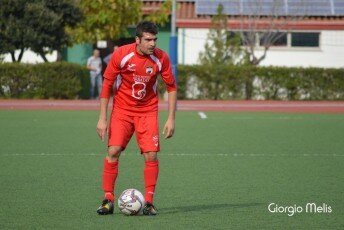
left=93, top=49, right=100, bottom=57
left=135, top=21, right=158, bottom=55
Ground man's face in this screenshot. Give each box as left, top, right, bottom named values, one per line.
left=93, top=49, right=100, bottom=57
left=136, top=32, right=157, bottom=55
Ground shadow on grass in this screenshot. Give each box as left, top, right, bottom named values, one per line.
left=160, top=202, right=264, bottom=215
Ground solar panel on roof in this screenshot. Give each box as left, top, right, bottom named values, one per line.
left=195, top=0, right=240, bottom=15
left=195, top=0, right=344, bottom=16
left=333, top=0, right=344, bottom=15
left=241, top=0, right=286, bottom=15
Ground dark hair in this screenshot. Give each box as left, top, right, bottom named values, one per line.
left=135, top=21, right=158, bottom=38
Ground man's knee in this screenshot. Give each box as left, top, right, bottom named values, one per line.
left=107, top=146, right=122, bottom=161
left=143, top=152, right=158, bottom=161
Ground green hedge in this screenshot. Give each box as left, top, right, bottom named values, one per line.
left=0, top=62, right=90, bottom=99
left=1, top=63, right=343, bottom=100
left=177, top=65, right=344, bottom=100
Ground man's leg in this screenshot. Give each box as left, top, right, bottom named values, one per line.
left=103, top=146, right=122, bottom=200
left=90, top=75, right=96, bottom=99
left=134, top=115, right=160, bottom=215
left=143, top=152, right=159, bottom=204
left=97, top=146, right=122, bottom=215
left=97, top=112, right=135, bottom=215
left=96, top=74, right=103, bottom=99
left=142, top=152, right=159, bottom=215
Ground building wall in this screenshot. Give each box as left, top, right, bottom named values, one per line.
left=62, top=43, right=93, bottom=65
left=157, top=29, right=171, bottom=54
left=259, top=31, right=344, bottom=68
left=178, top=28, right=208, bottom=65
left=178, top=28, right=344, bottom=68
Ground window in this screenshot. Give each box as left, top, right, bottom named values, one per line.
left=240, top=31, right=256, bottom=46
left=291, top=32, right=320, bottom=47
left=232, top=31, right=320, bottom=48
left=259, top=32, right=287, bottom=47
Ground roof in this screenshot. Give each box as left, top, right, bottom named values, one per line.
left=195, top=0, right=344, bottom=17
left=142, top=0, right=344, bottom=30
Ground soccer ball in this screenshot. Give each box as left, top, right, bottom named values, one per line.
left=118, top=189, right=145, bottom=215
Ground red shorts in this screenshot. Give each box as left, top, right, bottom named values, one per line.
left=108, top=111, right=160, bottom=153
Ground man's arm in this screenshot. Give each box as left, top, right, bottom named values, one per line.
left=86, top=58, right=96, bottom=71
left=103, top=54, right=111, bottom=65
left=96, top=98, right=110, bottom=141
left=163, top=91, right=177, bottom=139
left=96, top=48, right=121, bottom=141
left=86, top=65, right=96, bottom=71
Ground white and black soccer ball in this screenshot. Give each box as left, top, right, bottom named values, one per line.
left=118, top=189, right=145, bottom=215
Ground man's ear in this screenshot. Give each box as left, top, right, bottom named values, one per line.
left=135, top=36, right=140, bottom=45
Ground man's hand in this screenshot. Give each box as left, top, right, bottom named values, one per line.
left=163, top=118, right=175, bottom=139
left=96, top=118, right=107, bottom=141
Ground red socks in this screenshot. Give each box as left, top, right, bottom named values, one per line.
left=102, top=158, right=159, bottom=204
left=102, top=158, right=118, bottom=202
left=144, top=160, right=159, bottom=204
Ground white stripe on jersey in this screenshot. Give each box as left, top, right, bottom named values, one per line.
left=120, top=52, right=135, bottom=68
left=152, top=79, right=158, bottom=94
left=149, top=55, right=162, bottom=71
left=116, top=75, right=122, bottom=90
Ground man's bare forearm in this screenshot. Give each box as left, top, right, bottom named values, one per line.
left=167, top=91, right=177, bottom=120
left=99, top=98, right=110, bottom=120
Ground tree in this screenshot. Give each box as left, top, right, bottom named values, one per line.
left=198, top=4, right=247, bottom=100
left=25, top=0, right=82, bottom=62
left=71, top=0, right=142, bottom=42
left=232, top=0, right=306, bottom=98
left=144, top=0, right=172, bottom=27
left=199, top=4, right=246, bottom=66
left=238, top=0, right=305, bottom=65
left=0, top=0, right=29, bottom=62
left=71, top=0, right=172, bottom=43
left=0, top=0, right=82, bottom=62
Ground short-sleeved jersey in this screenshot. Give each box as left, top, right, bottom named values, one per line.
left=101, top=43, right=177, bottom=116
left=87, top=56, right=102, bottom=75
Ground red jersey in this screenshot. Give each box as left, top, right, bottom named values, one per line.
left=101, top=43, right=177, bottom=116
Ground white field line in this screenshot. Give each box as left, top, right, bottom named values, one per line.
left=2, top=101, right=344, bottom=108
left=222, top=117, right=344, bottom=120
left=198, top=112, right=207, bottom=119
left=170, top=103, right=344, bottom=109
left=1, top=153, right=343, bottom=157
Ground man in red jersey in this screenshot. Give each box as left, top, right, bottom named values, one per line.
left=96, top=21, right=177, bottom=216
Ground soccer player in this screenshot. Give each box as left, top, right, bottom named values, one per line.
left=96, top=21, right=177, bottom=216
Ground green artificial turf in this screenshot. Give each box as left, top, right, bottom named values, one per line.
left=0, top=110, right=343, bottom=229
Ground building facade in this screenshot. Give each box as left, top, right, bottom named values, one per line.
left=169, top=0, right=344, bottom=68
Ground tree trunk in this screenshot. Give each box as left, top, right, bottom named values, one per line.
left=17, top=49, right=24, bottom=62
left=10, top=51, right=17, bottom=62
left=39, top=52, right=49, bottom=62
